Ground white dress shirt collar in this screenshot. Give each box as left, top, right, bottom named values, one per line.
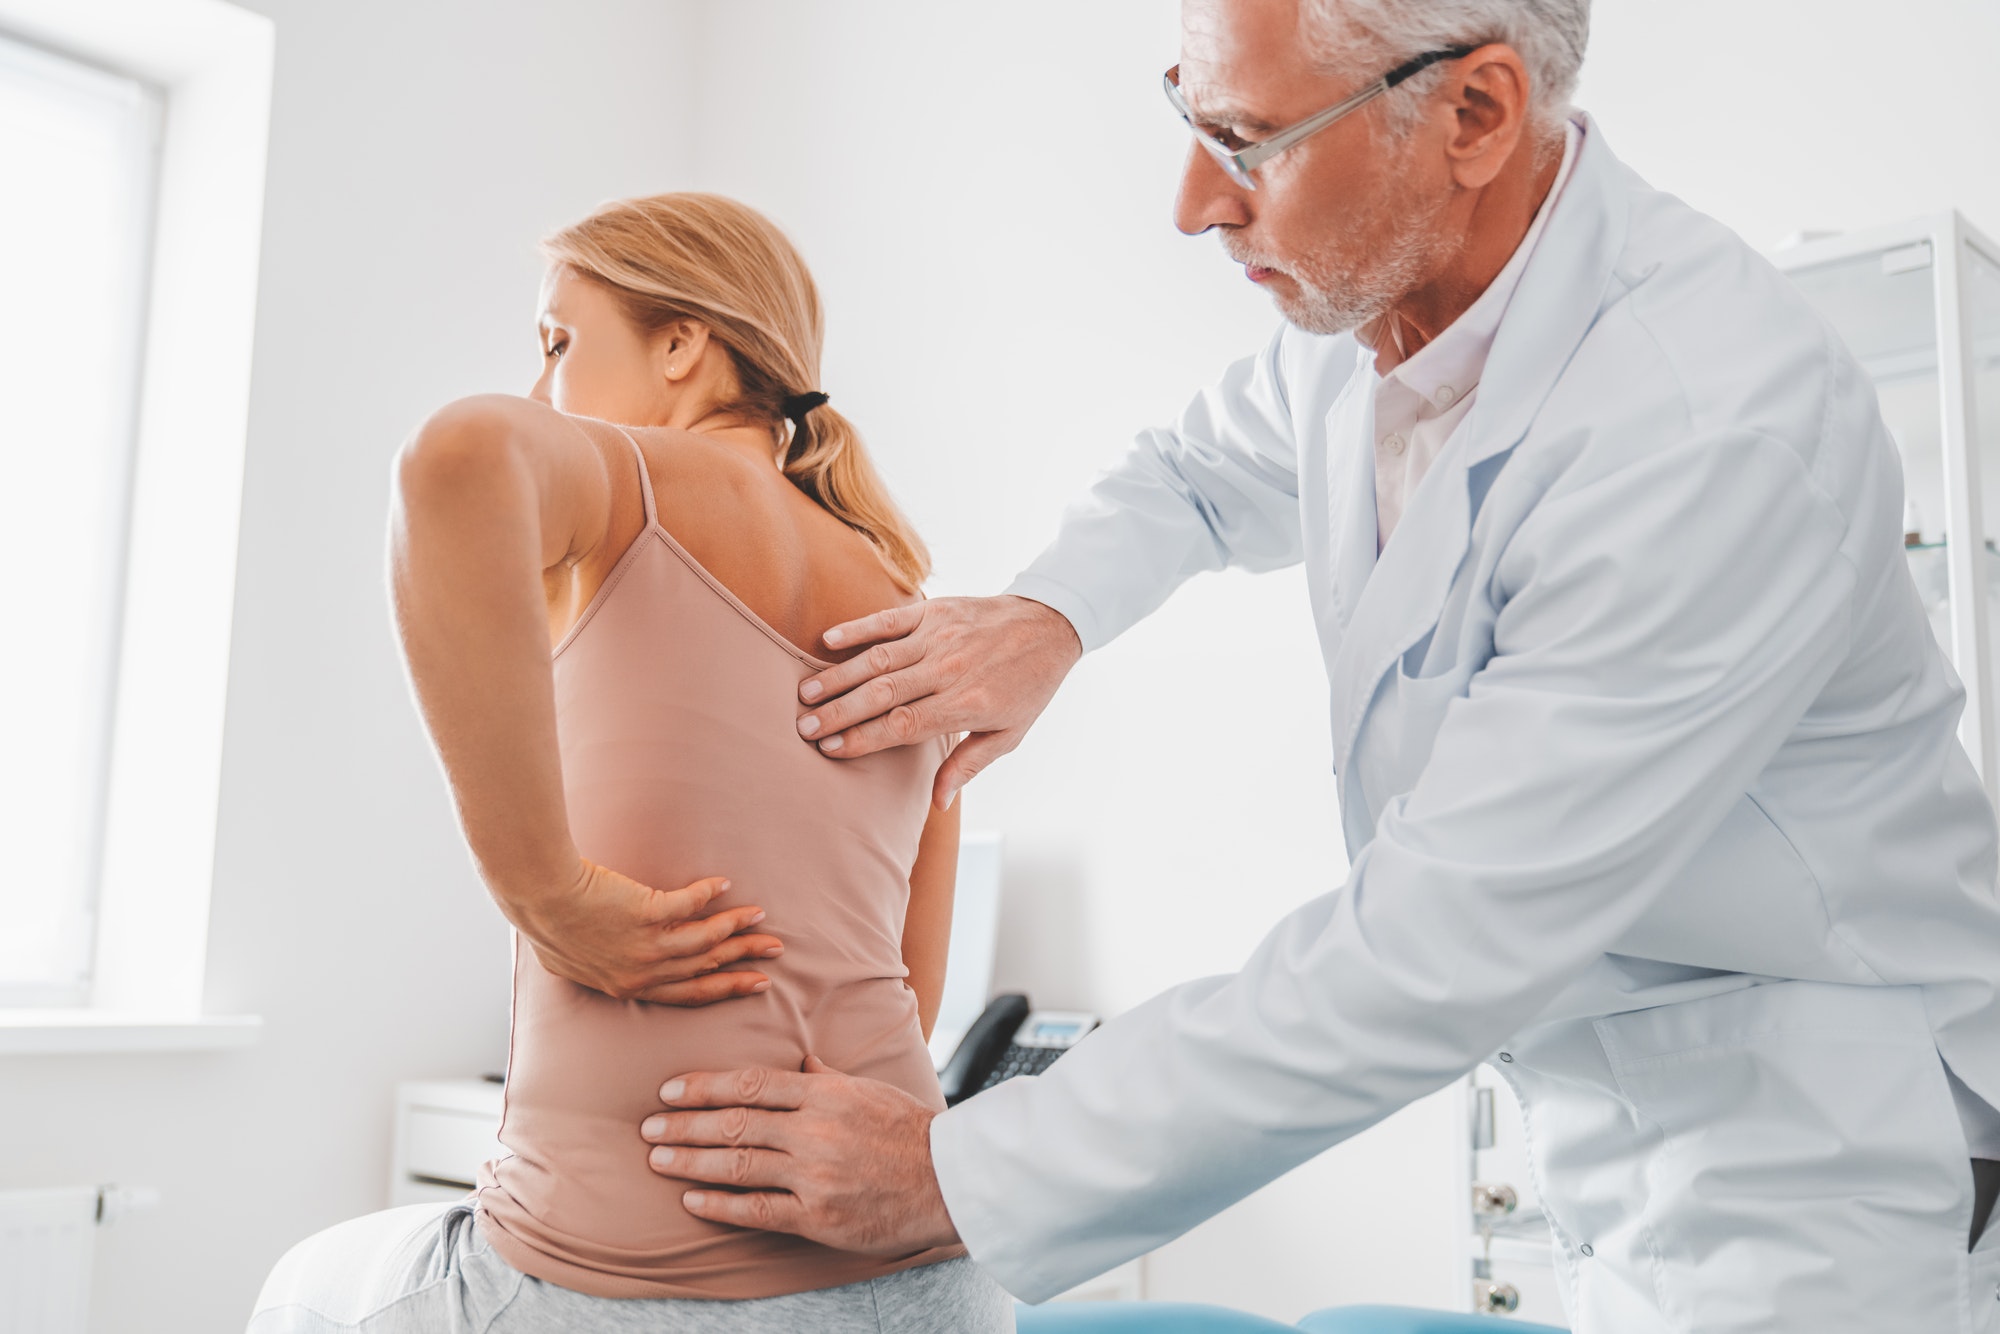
left=1371, top=117, right=1585, bottom=550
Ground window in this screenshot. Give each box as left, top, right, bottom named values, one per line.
left=0, top=32, right=161, bottom=1007
left=0, top=0, right=267, bottom=1051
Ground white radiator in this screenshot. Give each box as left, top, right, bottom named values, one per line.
left=0, top=1185, right=157, bottom=1334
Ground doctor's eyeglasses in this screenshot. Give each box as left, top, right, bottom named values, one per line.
left=1164, top=45, right=1476, bottom=189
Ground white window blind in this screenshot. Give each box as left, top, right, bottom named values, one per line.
left=0, top=32, right=161, bottom=1006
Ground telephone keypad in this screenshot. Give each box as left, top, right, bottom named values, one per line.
left=976, top=1042, right=1067, bottom=1093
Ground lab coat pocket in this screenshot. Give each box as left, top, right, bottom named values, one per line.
left=1595, top=981, right=1973, bottom=1333
left=1359, top=647, right=1476, bottom=807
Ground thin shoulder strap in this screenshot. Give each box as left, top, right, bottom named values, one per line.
left=612, top=425, right=659, bottom=529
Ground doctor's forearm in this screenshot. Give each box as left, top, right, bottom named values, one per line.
left=1007, top=430, right=1288, bottom=652
left=1004, top=334, right=1306, bottom=652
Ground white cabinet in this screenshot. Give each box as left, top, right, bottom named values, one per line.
left=1776, top=212, right=2000, bottom=798
left=388, top=1078, right=505, bottom=1207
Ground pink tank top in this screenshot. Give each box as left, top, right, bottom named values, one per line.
left=473, top=427, right=961, bottom=1299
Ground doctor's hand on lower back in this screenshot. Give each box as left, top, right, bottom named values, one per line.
left=500, top=858, right=784, bottom=1006
left=795, top=595, right=1082, bottom=810
left=640, top=1057, right=961, bottom=1255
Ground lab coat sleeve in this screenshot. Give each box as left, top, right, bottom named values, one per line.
left=932, top=428, right=1858, bottom=1301
left=1003, top=325, right=1314, bottom=652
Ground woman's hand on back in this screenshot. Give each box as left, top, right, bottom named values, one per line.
left=501, top=859, right=784, bottom=1005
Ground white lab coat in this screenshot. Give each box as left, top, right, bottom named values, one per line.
left=930, top=116, right=2000, bottom=1331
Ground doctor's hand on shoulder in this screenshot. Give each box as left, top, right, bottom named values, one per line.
left=794, top=595, right=1083, bottom=809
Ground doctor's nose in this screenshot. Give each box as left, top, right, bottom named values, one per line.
left=1174, top=141, right=1253, bottom=236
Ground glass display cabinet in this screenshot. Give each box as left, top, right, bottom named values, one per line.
left=1448, top=211, right=2000, bottom=1323
left=1777, top=213, right=2000, bottom=799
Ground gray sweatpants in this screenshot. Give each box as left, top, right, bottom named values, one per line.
left=248, top=1197, right=1016, bottom=1333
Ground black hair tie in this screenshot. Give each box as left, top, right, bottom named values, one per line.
left=782, top=390, right=830, bottom=419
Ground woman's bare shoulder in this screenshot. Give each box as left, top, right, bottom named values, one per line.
left=620, top=426, right=921, bottom=655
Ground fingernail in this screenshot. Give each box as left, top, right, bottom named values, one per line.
left=684, top=1190, right=708, bottom=1209
left=761, top=946, right=783, bottom=958
left=642, top=1115, right=665, bottom=1138
left=651, top=1146, right=675, bottom=1167
left=751, top=980, right=772, bottom=992
left=819, top=735, right=843, bottom=753
left=942, top=786, right=958, bottom=810
left=824, top=628, right=845, bottom=647
left=718, top=879, right=731, bottom=892
left=800, top=680, right=823, bottom=702
left=798, top=715, right=821, bottom=738
left=749, top=911, right=765, bottom=924
left=659, top=1079, right=685, bottom=1102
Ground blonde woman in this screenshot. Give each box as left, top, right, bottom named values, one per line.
left=248, top=194, right=1013, bottom=1332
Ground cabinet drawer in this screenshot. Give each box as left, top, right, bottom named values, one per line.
left=402, top=1107, right=503, bottom=1186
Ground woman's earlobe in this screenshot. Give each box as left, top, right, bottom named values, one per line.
left=656, top=320, right=708, bottom=384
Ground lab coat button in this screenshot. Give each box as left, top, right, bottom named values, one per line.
left=1435, top=385, right=1457, bottom=406
left=1497, top=1052, right=1513, bottom=1063
left=1579, top=1243, right=1594, bottom=1257
left=1382, top=433, right=1407, bottom=456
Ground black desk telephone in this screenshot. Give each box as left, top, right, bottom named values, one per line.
left=937, top=993, right=1102, bottom=1106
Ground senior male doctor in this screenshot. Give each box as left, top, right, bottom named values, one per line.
left=639, top=0, right=2000, bottom=1327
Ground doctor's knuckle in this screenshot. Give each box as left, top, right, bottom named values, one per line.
left=886, top=705, right=919, bottom=741
left=732, top=1067, right=767, bottom=1101
left=720, top=1107, right=751, bottom=1142
left=865, top=644, right=896, bottom=675
left=727, top=1147, right=755, bottom=1184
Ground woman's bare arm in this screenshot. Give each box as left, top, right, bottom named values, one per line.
left=389, top=393, right=779, bottom=1003
left=901, top=796, right=962, bottom=1040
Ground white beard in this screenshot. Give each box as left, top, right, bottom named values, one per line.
left=1231, top=178, right=1459, bottom=337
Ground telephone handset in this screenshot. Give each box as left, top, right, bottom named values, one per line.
left=936, top=992, right=1101, bottom=1106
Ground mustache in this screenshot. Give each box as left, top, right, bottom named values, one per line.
left=1219, top=237, right=1292, bottom=276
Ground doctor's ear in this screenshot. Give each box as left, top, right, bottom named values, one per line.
left=1439, top=42, right=1534, bottom=190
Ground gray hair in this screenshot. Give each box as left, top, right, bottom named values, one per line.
left=1298, top=0, right=1590, bottom=147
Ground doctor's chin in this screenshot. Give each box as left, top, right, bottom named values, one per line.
left=6, top=1, right=1999, bottom=1332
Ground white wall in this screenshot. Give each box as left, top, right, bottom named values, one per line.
left=4, top=1, right=1994, bottom=1330
left=0, top=2, right=697, bottom=1330
left=1580, top=0, right=2000, bottom=250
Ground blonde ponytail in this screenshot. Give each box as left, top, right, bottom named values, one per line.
left=541, top=193, right=931, bottom=591
left=777, top=402, right=929, bottom=593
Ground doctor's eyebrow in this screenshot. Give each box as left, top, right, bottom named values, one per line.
left=1180, top=92, right=1282, bottom=136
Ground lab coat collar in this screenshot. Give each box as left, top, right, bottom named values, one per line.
left=1325, top=113, right=1632, bottom=777
left=1379, top=120, right=1583, bottom=419
left=1455, top=113, right=1626, bottom=469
